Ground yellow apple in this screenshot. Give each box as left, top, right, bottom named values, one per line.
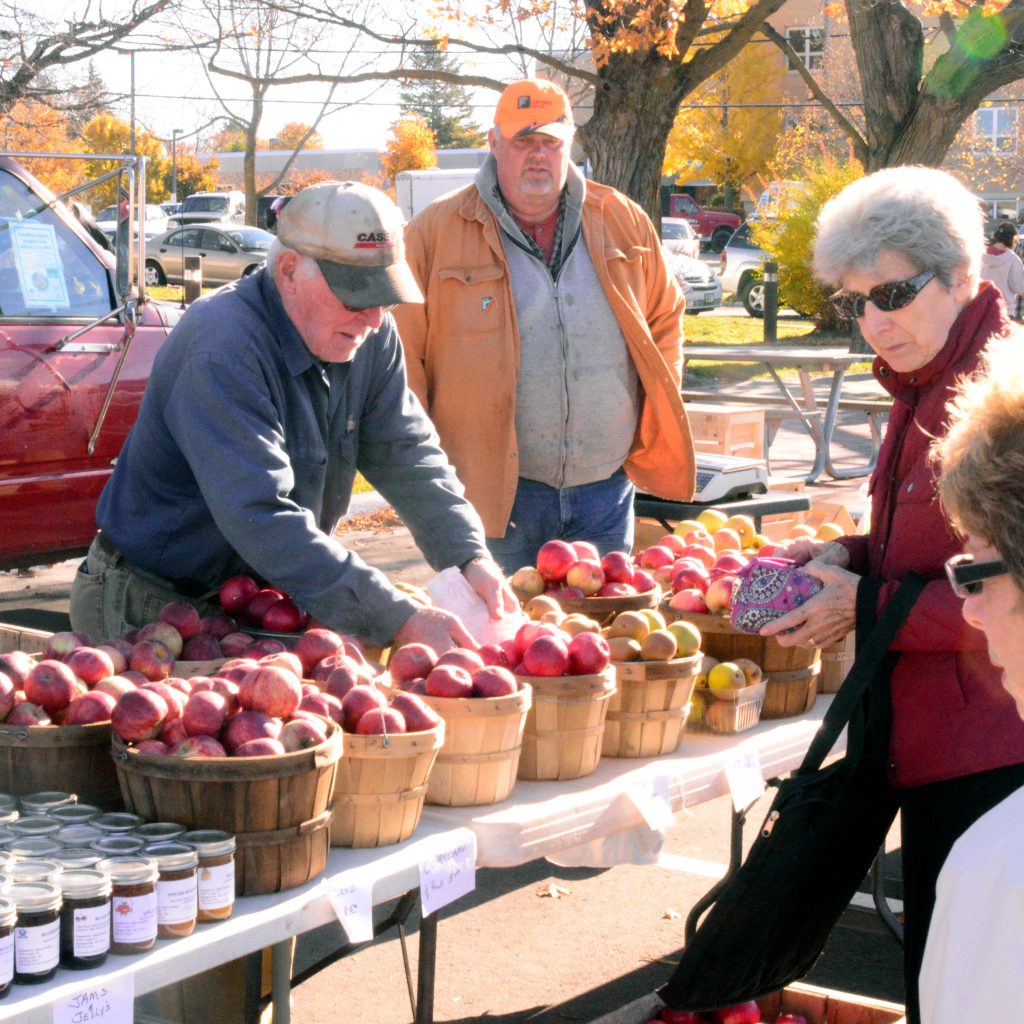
left=696, top=508, right=729, bottom=535
left=816, top=522, right=846, bottom=541
left=673, top=518, right=704, bottom=538
left=707, top=661, right=746, bottom=691
left=732, top=657, right=763, bottom=686
left=668, top=620, right=702, bottom=658
left=724, top=514, right=757, bottom=548
left=694, top=654, right=718, bottom=688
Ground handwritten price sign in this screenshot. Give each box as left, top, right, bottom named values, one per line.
left=627, top=774, right=676, bottom=832
left=54, top=974, right=133, bottom=1024
left=725, top=746, right=765, bottom=813
left=419, top=833, right=477, bottom=916
left=323, top=872, right=374, bottom=944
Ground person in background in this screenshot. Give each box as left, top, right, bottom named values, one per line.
left=980, top=220, right=1024, bottom=319
left=920, top=338, right=1024, bottom=1022
left=758, top=166, right=1024, bottom=1024
left=394, top=78, right=695, bottom=576
left=70, top=180, right=515, bottom=652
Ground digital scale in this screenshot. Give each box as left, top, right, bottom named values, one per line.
left=691, top=453, right=768, bottom=503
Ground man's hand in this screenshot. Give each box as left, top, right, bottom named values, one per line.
left=392, top=606, right=479, bottom=655
left=759, top=560, right=859, bottom=648
left=462, top=557, right=519, bottom=619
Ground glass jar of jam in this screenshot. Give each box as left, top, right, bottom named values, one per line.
left=56, top=824, right=104, bottom=849
left=6, top=881, right=61, bottom=984
left=181, top=830, right=235, bottom=921
left=0, top=809, right=18, bottom=828
left=97, top=856, right=158, bottom=955
left=91, top=835, right=144, bottom=857
left=56, top=869, right=112, bottom=970
left=8, top=817, right=60, bottom=839
left=0, top=895, right=15, bottom=998
left=5, top=837, right=62, bottom=860
left=146, top=843, right=198, bottom=939
left=134, top=822, right=185, bottom=844
left=51, top=848, right=103, bottom=871
left=93, top=813, right=144, bottom=835
left=6, top=859, right=60, bottom=884
left=19, top=792, right=75, bottom=816
left=50, top=804, right=100, bottom=827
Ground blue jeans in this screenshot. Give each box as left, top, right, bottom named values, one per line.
left=486, top=469, right=635, bottom=575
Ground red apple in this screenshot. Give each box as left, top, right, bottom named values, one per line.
left=129, top=640, right=175, bottom=681
left=758, top=543, right=779, bottom=558
left=339, top=685, right=389, bottom=732
left=713, top=552, right=748, bottom=574
left=712, top=1002, right=761, bottom=1024
left=209, top=677, right=240, bottom=712
left=0, top=651, right=34, bottom=687
left=471, top=666, right=518, bottom=697
left=601, top=551, right=635, bottom=585
left=668, top=588, right=709, bottom=614
left=158, top=601, right=202, bottom=640
left=93, top=675, right=137, bottom=701
left=536, top=540, right=577, bottom=584
left=388, top=643, right=437, bottom=686
left=63, top=646, right=114, bottom=685
left=299, top=691, right=343, bottom=723
left=182, top=691, right=229, bottom=737
left=546, top=585, right=586, bottom=600
left=671, top=565, right=710, bottom=594
left=111, top=688, right=169, bottom=743
left=65, top=690, right=117, bottom=725
left=571, top=540, right=600, bottom=561
left=242, top=639, right=288, bottom=659
left=388, top=692, right=443, bottom=732
left=258, top=651, right=304, bottom=682
left=309, top=653, right=348, bottom=684
left=659, top=1010, right=704, bottom=1024
left=180, top=634, right=223, bottom=662
left=567, top=632, right=611, bottom=675
left=631, top=569, right=657, bottom=593
left=280, top=716, right=329, bottom=751
left=513, top=621, right=564, bottom=660
left=636, top=545, right=675, bottom=570
left=597, top=581, right=637, bottom=598
left=435, top=648, right=485, bottom=674
left=221, top=709, right=281, bottom=753
left=135, top=739, right=169, bottom=756
left=159, top=717, right=188, bottom=748
left=0, top=673, right=16, bottom=721
left=24, top=659, right=79, bottom=715
left=171, top=734, right=228, bottom=758
left=238, top=665, right=302, bottom=719
left=261, top=598, right=307, bottom=633
left=245, top=588, right=286, bottom=626
left=478, top=643, right=510, bottom=668
left=218, top=574, right=261, bottom=615
left=522, top=635, right=570, bottom=677
left=679, top=543, right=716, bottom=570
left=136, top=621, right=184, bottom=659
left=5, top=702, right=50, bottom=726
left=44, top=631, right=90, bottom=661
left=565, top=559, right=605, bottom=596
left=704, top=574, right=738, bottom=614
left=355, top=707, right=407, bottom=735
left=324, top=658, right=365, bottom=701
left=198, top=613, right=238, bottom=640
left=141, top=680, right=185, bottom=720
left=219, top=632, right=256, bottom=659
left=425, top=664, right=474, bottom=699
left=217, top=657, right=259, bottom=684
left=657, top=534, right=688, bottom=557
left=233, top=737, right=286, bottom=757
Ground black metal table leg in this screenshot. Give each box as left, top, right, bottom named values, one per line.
left=416, top=910, right=438, bottom=1024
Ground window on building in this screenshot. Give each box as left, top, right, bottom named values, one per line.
left=975, top=107, right=1017, bottom=153
left=785, top=28, right=824, bottom=71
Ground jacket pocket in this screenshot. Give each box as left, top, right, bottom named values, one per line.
left=439, top=265, right=506, bottom=335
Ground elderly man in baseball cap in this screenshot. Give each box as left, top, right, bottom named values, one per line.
left=396, top=79, right=694, bottom=576
left=73, top=180, right=515, bottom=652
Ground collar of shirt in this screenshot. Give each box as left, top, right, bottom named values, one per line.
left=257, top=267, right=321, bottom=379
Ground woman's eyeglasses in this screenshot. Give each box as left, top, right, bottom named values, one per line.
left=944, top=552, right=1008, bottom=598
left=830, top=270, right=936, bottom=320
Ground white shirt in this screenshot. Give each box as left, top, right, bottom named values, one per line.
left=919, top=784, right=1024, bottom=1023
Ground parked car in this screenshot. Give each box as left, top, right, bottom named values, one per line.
left=666, top=194, right=742, bottom=252
left=660, top=217, right=700, bottom=259
left=265, top=194, right=292, bottom=233
left=160, top=201, right=182, bottom=217
left=719, top=222, right=770, bottom=317
left=169, top=190, right=246, bottom=227
left=666, top=251, right=723, bottom=314
left=144, top=223, right=273, bottom=287
left=93, top=202, right=169, bottom=243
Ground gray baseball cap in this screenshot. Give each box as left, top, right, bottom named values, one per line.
left=277, top=181, right=423, bottom=307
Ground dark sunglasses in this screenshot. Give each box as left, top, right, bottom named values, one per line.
left=944, top=552, right=1008, bottom=598
left=343, top=302, right=396, bottom=314
left=830, top=270, right=936, bottom=320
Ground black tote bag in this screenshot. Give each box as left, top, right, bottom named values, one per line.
left=659, top=572, right=925, bottom=1013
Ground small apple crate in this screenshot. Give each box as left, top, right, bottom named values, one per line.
left=552, top=588, right=661, bottom=626
left=112, top=724, right=342, bottom=895
left=517, top=668, right=616, bottom=781
left=690, top=679, right=767, bottom=734
left=331, top=721, right=445, bottom=847
left=685, top=402, right=766, bottom=460
left=603, top=654, right=700, bottom=758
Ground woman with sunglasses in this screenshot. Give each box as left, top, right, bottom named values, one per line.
left=760, top=166, right=1024, bottom=1024
left=918, top=339, right=1024, bottom=1022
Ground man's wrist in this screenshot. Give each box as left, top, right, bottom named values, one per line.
left=459, top=553, right=489, bottom=572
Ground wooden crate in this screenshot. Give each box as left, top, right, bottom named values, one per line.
left=805, top=500, right=859, bottom=537
left=0, top=622, right=50, bottom=656
left=685, top=402, right=765, bottom=459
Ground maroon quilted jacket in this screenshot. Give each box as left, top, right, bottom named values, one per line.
left=838, top=282, right=1024, bottom=788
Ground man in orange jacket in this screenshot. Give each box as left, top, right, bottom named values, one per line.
left=395, top=79, right=695, bottom=575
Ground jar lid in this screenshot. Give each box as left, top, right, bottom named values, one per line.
left=51, top=848, right=104, bottom=870
left=180, top=829, right=236, bottom=856
left=93, top=812, right=144, bottom=834
left=0, top=809, right=19, bottom=827
left=56, top=824, right=104, bottom=848
left=50, top=804, right=101, bottom=825
left=134, top=822, right=185, bottom=842
left=95, top=855, right=159, bottom=885
left=6, top=859, right=60, bottom=884
left=19, top=791, right=76, bottom=815
left=55, top=868, right=112, bottom=900
left=5, top=881, right=62, bottom=914
left=6, top=837, right=63, bottom=858
left=91, top=835, right=145, bottom=856
left=8, top=816, right=61, bottom=837
left=144, top=842, right=198, bottom=871
left=0, top=894, right=14, bottom=928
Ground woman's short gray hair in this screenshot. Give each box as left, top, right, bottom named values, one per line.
left=813, top=166, right=985, bottom=288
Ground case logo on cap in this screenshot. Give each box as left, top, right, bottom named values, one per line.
left=355, top=231, right=395, bottom=248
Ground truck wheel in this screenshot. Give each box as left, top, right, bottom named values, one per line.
left=144, top=261, right=165, bottom=287
left=710, top=227, right=733, bottom=253
left=740, top=278, right=766, bottom=318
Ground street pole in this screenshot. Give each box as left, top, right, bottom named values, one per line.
left=129, top=51, right=136, bottom=156
left=763, top=261, right=779, bottom=344
left=171, top=128, right=181, bottom=204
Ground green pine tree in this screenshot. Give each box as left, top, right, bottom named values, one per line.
left=398, top=47, right=485, bottom=150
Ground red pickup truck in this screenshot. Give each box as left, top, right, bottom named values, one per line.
left=667, top=194, right=742, bottom=253
left=0, top=154, right=179, bottom=570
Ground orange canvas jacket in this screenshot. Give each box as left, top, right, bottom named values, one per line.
left=394, top=179, right=695, bottom=537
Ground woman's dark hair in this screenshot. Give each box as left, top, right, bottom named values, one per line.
left=992, top=221, right=1018, bottom=247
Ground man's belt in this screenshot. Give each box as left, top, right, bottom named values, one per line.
left=94, top=532, right=213, bottom=601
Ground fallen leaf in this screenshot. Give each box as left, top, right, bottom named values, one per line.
left=662, top=908, right=681, bottom=920
left=536, top=882, right=571, bottom=899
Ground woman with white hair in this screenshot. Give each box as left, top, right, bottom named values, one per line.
left=760, top=166, right=1024, bottom=1023
left=920, top=338, right=1024, bottom=1022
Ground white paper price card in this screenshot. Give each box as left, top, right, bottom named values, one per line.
left=323, top=871, right=374, bottom=944
left=53, top=973, right=133, bottom=1024
left=628, top=775, right=675, bottom=832
left=419, top=831, right=477, bottom=917
left=725, top=747, right=765, bottom=812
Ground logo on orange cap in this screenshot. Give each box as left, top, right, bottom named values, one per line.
left=494, top=79, right=574, bottom=142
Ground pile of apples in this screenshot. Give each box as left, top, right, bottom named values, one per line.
left=217, top=574, right=310, bottom=635
left=597, top=607, right=702, bottom=663
left=509, top=539, right=658, bottom=603
left=654, top=1002, right=806, bottom=1023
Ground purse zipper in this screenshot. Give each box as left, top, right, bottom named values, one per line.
left=762, top=810, right=779, bottom=837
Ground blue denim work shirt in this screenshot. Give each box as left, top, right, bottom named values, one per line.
left=97, top=268, right=488, bottom=643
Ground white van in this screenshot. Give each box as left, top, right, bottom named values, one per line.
left=170, top=190, right=246, bottom=226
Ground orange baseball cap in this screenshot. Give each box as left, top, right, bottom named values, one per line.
left=493, top=79, right=575, bottom=142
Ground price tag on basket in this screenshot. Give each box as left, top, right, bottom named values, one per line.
left=419, top=830, right=477, bottom=916
left=724, top=747, right=765, bottom=813
left=627, top=774, right=675, bottom=832
left=323, top=871, right=375, bottom=944
left=53, top=974, right=134, bottom=1024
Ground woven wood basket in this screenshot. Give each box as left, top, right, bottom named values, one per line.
left=762, top=662, right=821, bottom=719
left=820, top=632, right=856, bottom=694
left=551, top=589, right=661, bottom=626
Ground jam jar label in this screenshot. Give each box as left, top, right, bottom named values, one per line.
left=15, top=921, right=60, bottom=974
left=198, top=862, right=235, bottom=910
left=111, top=892, right=157, bottom=944
left=157, top=876, right=198, bottom=925
left=74, top=903, right=112, bottom=958
left=0, top=932, right=12, bottom=984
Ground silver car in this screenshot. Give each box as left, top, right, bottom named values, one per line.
left=661, top=217, right=700, bottom=259
left=718, top=222, right=770, bottom=317
left=666, top=251, right=723, bottom=314
left=144, top=224, right=273, bottom=287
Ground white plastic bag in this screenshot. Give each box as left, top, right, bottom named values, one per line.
left=426, top=567, right=526, bottom=646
